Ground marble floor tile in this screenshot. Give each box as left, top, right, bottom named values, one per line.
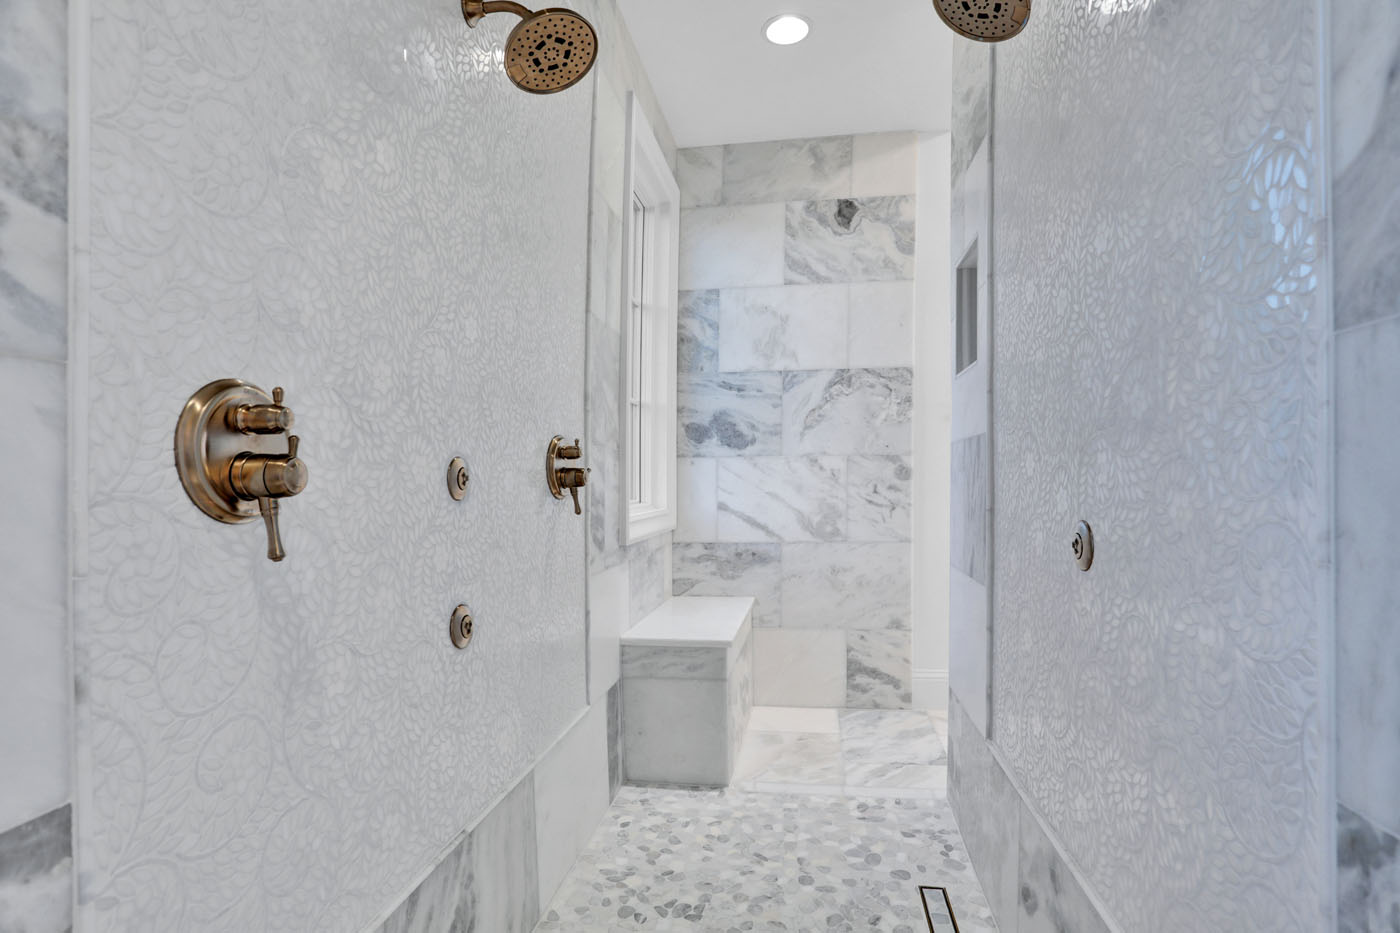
left=1338, top=804, right=1400, bottom=933
left=722, top=136, right=852, bottom=205
left=785, top=197, right=915, bottom=284
left=731, top=731, right=845, bottom=789
left=748, top=706, right=840, bottom=734
left=538, top=787, right=997, bottom=933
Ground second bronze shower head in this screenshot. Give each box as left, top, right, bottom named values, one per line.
left=462, top=0, right=598, bottom=94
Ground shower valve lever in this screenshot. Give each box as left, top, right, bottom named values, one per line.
left=546, top=436, right=589, bottom=515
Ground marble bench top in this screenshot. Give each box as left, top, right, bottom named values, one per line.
left=622, top=597, right=755, bottom=651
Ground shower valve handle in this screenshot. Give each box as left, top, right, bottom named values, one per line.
left=229, top=435, right=308, bottom=561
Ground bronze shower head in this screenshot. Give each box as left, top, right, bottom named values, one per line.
left=462, top=0, right=598, bottom=94
left=932, top=0, right=1032, bottom=42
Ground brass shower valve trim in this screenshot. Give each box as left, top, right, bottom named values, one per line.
left=546, top=435, right=589, bottom=515
left=175, top=379, right=309, bottom=562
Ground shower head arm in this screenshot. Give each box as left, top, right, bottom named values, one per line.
left=461, top=0, right=534, bottom=26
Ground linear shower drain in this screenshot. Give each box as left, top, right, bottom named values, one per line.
left=919, top=886, right=963, bottom=933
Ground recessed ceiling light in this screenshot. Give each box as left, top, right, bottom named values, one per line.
left=763, top=14, right=810, bottom=46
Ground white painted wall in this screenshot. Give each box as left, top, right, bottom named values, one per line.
left=912, top=132, right=951, bottom=712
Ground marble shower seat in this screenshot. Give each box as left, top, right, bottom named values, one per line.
left=620, top=596, right=754, bottom=787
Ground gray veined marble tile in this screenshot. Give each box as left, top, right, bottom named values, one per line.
left=680, top=203, right=785, bottom=291
left=468, top=774, right=540, bottom=933
left=1334, top=8, right=1400, bottom=330
left=847, top=281, right=914, bottom=368
left=1017, top=797, right=1112, bottom=933
left=782, top=368, right=913, bottom=456
left=716, top=284, right=848, bottom=372
left=951, top=434, right=989, bottom=584
left=950, top=40, right=990, bottom=188
left=678, top=372, right=783, bottom=457
left=948, top=697, right=1019, bottom=929
left=677, top=146, right=723, bottom=208
left=607, top=681, right=622, bottom=800
left=721, top=136, right=853, bottom=205
left=1338, top=804, right=1400, bottom=932
left=0, top=804, right=71, bottom=933
left=846, top=629, right=911, bottom=709
left=675, top=457, right=717, bottom=542
left=730, top=730, right=845, bottom=790
left=0, top=189, right=66, bottom=360
left=677, top=290, right=719, bottom=373
left=672, top=542, right=782, bottom=627
left=716, top=457, right=846, bottom=543
left=627, top=533, right=668, bottom=625
left=621, top=644, right=727, bottom=680
left=0, top=0, right=66, bottom=222
left=781, top=541, right=910, bottom=630
left=377, top=834, right=472, bottom=933
left=848, top=455, right=912, bottom=541
left=784, top=197, right=915, bottom=284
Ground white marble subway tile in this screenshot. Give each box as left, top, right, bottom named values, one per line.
left=0, top=805, right=71, bottom=933
left=677, top=146, right=723, bottom=208
left=0, top=357, right=67, bottom=833
left=847, top=455, right=913, bottom=542
left=839, top=709, right=946, bottom=768
left=716, top=284, right=848, bottom=372
left=622, top=676, right=729, bottom=786
left=1336, top=319, right=1400, bottom=831
left=784, top=197, right=915, bottom=284
left=672, top=542, right=782, bottom=628
left=846, top=629, right=911, bottom=709
left=753, top=628, right=845, bottom=707
left=675, top=458, right=717, bottom=542
left=533, top=701, right=610, bottom=909
left=716, top=457, right=846, bottom=543
left=377, top=834, right=472, bottom=933
left=781, top=542, right=910, bottom=629
left=587, top=561, right=628, bottom=704
left=847, top=281, right=914, bottom=368
left=680, top=204, right=785, bottom=290
left=677, top=290, right=719, bottom=373
left=721, top=137, right=852, bottom=205
left=782, top=368, right=913, bottom=456
left=851, top=133, right=918, bottom=197
left=0, top=188, right=66, bottom=360
left=678, top=372, right=783, bottom=457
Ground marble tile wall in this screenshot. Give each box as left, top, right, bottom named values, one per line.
left=0, top=0, right=71, bottom=925
left=1333, top=2, right=1400, bottom=925
left=674, top=133, right=917, bottom=710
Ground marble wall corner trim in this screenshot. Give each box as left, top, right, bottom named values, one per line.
left=0, top=803, right=72, bottom=933
left=1338, top=804, right=1400, bottom=932
left=607, top=680, right=623, bottom=799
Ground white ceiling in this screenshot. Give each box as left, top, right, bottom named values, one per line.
left=614, top=0, right=952, bottom=148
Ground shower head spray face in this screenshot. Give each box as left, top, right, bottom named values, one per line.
left=461, top=1, right=598, bottom=94
left=932, top=0, right=1032, bottom=41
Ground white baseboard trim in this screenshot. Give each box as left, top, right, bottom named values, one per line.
left=912, top=669, right=949, bottom=711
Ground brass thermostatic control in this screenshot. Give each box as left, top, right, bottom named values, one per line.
left=1072, top=520, right=1094, bottom=572
left=449, top=605, right=474, bottom=649
left=447, top=457, right=471, bottom=501
left=546, top=435, right=589, bottom=515
left=175, top=379, right=309, bottom=562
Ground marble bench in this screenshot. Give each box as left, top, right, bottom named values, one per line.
left=620, top=596, right=754, bottom=787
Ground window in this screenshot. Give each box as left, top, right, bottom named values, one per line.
left=621, top=94, right=679, bottom=542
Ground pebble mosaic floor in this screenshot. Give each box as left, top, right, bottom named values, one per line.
left=536, top=708, right=997, bottom=933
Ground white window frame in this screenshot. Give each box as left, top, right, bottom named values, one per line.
left=621, top=93, right=679, bottom=544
